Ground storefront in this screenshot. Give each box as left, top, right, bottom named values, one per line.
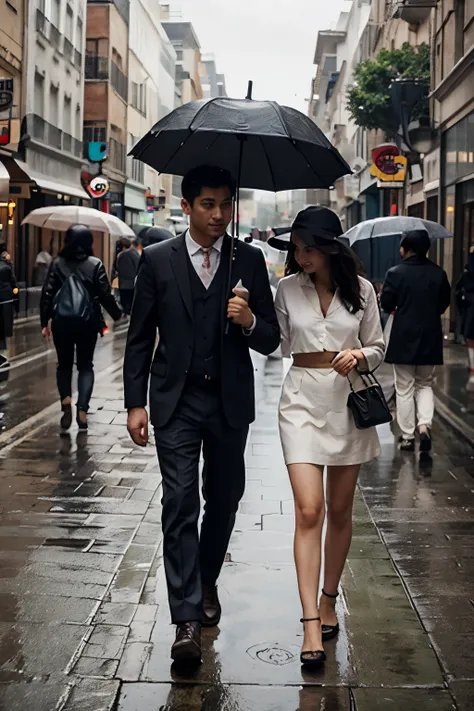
left=441, top=111, right=474, bottom=297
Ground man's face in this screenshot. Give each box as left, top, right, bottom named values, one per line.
left=181, top=187, right=233, bottom=242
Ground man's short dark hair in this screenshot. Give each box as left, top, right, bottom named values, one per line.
left=181, top=165, right=236, bottom=205
left=400, top=229, right=431, bottom=257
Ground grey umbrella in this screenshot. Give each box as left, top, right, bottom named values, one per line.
left=343, top=216, right=452, bottom=246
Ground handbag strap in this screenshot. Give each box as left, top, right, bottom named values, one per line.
left=348, top=369, right=382, bottom=393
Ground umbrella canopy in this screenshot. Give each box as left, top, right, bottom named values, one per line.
left=343, top=216, right=452, bottom=246
left=130, top=97, right=351, bottom=192
left=22, top=205, right=135, bottom=237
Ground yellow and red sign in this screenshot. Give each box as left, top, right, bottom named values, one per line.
left=370, top=144, right=407, bottom=185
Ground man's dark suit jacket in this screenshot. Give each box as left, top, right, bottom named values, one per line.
left=123, top=233, right=280, bottom=429
left=381, top=256, right=451, bottom=366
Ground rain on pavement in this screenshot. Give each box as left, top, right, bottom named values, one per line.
left=0, top=326, right=473, bottom=711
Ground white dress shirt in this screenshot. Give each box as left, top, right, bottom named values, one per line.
left=185, top=229, right=256, bottom=333
left=186, top=231, right=223, bottom=288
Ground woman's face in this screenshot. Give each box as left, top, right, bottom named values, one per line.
left=292, top=233, right=328, bottom=275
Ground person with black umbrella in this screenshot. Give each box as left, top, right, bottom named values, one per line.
left=123, top=165, right=280, bottom=664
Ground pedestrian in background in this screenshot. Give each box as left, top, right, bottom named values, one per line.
left=275, top=207, right=384, bottom=668
left=455, top=248, right=474, bottom=391
left=124, top=165, right=279, bottom=664
left=33, top=248, right=53, bottom=287
left=381, top=229, right=451, bottom=453
left=0, top=242, right=19, bottom=374
left=115, top=237, right=140, bottom=316
left=40, top=225, right=122, bottom=432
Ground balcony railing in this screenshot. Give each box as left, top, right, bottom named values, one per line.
left=64, top=38, right=74, bottom=63
left=28, top=113, right=83, bottom=158
left=85, top=54, right=108, bottom=80
left=111, top=60, right=128, bottom=102
left=50, top=24, right=62, bottom=51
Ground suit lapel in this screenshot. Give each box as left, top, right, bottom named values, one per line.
left=170, top=233, right=193, bottom=321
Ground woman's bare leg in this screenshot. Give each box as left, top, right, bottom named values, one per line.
left=288, top=463, right=325, bottom=653
left=320, top=464, right=360, bottom=627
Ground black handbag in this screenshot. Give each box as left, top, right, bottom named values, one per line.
left=347, top=371, right=393, bottom=430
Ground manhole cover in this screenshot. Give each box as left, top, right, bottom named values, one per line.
left=246, top=643, right=300, bottom=666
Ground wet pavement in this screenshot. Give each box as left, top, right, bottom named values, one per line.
left=0, top=349, right=472, bottom=710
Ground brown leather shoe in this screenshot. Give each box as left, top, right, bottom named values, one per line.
left=171, top=622, right=202, bottom=663
left=202, top=584, right=222, bottom=627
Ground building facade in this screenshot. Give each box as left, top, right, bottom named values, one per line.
left=126, top=0, right=176, bottom=228
left=0, top=0, right=26, bottom=260
left=19, top=0, right=89, bottom=288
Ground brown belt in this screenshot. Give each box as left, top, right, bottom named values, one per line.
left=292, top=351, right=339, bottom=369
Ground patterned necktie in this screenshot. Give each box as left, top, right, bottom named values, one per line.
left=200, top=247, right=213, bottom=288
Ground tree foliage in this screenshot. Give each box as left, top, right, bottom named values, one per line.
left=347, top=42, right=430, bottom=139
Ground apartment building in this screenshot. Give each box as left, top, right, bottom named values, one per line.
left=83, top=0, right=129, bottom=227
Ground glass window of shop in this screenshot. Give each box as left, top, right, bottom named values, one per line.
left=443, top=113, right=474, bottom=187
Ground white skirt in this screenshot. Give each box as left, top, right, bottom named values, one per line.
left=279, top=366, right=381, bottom=467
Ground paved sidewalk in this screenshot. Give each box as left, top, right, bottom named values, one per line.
left=0, top=355, right=473, bottom=710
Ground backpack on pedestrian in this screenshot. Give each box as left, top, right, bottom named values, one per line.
left=52, top=262, right=94, bottom=329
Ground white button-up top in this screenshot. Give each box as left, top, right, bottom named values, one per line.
left=275, top=273, right=384, bottom=373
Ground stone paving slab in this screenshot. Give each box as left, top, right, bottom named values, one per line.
left=117, top=683, right=352, bottom=711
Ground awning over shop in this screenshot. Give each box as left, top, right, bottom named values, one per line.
left=0, top=161, right=8, bottom=201
left=28, top=171, right=90, bottom=201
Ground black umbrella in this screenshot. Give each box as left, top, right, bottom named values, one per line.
left=130, top=85, right=350, bottom=192
left=130, top=82, right=350, bottom=330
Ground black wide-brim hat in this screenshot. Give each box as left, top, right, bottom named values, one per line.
left=292, top=205, right=343, bottom=246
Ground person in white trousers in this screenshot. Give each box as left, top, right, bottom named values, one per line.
left=381, top=230, right=451, bottom=453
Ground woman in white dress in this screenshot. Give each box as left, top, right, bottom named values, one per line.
left=275, top=207, right=384, bottom=668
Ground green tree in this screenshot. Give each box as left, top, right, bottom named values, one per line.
left=347, top=42, right=430, bottom=139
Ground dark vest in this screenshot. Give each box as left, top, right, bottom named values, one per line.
left=187, top=254, right=225, bottom=385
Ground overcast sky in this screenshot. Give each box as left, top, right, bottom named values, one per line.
left=175, top=0, right=346, bottom=111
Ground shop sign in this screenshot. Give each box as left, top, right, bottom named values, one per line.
left=370, top=144, right=407, bottom=187
left=87, top=174, right=109, bottom=199
left=0, top=79, right=13, bottom=111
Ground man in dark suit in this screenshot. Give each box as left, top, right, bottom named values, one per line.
left=123, top=165, right=280, bottom=663
left=381, top=229, right=451, bottom=454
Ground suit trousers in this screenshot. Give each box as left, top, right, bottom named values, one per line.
left=393, top=364, right=436, bottom=439
left=154, top=382, right=248, bottom=623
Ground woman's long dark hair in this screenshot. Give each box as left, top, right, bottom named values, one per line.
left=60, top=225, right=94, bottom=261
left=286, top=237, right=364, bottom=314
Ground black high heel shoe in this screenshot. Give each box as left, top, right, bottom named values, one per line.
left=300, top=617, right=326, bottom=668
left=321, top=589, right=340, bottom=641
left=60, top=402, right=72, bottom=431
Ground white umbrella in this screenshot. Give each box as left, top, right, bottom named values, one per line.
left=22, top=205, right=135, bottom=237
left=343, top=216, right=452, bottom=246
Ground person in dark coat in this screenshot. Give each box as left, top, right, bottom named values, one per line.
left=381, top=229, right=451, bottom=453
left=455, top=249, right=474, bottom=391
left=124, top=165, right=280, bottom=664
left=116, top=237, right=140, bottom=315
left=40, top=225, right=122, bottom=432
left=0, top=244, right=19, bottom=378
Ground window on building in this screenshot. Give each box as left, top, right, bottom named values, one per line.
left=66, top=5, right=73, bottom=41
left=51, top=0, right=60, bottom=29
left=34, top=72, right=45, bottom=117
left=76, top=17, right=83, bottom=49
left=63, top=96, right=72, bottom=134
left=112, top=48, right=123, bottom=70
left=50, top=85, right=59, bottom=126
left=130, top=81, right=147, bottom=115
left=455, top=0, right=466, bottom=62
left=75, top=104, right=81, bottom=138
left=176, top=49, right=183, bottom=61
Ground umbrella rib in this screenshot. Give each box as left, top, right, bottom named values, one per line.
left=270, top=102, right=348, bottom=188
left=259, top=135, right=277, bottom=192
